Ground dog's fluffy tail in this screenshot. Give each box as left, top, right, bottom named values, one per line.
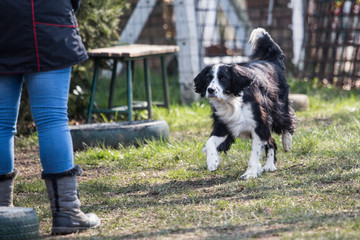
left=282, top=131, right=292, bottom=152
left=249, top=28, right=285, bottom=69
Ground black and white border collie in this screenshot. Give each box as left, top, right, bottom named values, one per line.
left=194, top=28, right=296, bottom=179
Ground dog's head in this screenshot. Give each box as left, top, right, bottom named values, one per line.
left=193, top=64, right=253, bottom=101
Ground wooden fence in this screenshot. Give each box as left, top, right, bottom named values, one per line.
left=303, top=0, right=360, bottom=89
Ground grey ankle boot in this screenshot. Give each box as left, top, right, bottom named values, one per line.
left=42, top=165, right=100, bottom=235
left=0, top=169, right=18, bottom=207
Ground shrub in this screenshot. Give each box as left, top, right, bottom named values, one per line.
left=69, top=0, right=128, bottom=122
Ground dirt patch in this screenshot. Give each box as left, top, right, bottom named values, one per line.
left=14, top=147, right=42, bottom=179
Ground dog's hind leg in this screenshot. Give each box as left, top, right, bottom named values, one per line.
left=282, top=131, right=292, bottom=152
left=203, top=135, right=227, bottom=171
left=240, top=134, right=264, bottom=179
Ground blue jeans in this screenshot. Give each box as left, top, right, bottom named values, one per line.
left=0, top=68, right=74, bottom=174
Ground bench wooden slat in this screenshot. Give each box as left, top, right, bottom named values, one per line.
left=87, top=44, right=179, bottom=58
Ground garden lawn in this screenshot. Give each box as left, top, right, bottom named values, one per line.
left=14, top=80, right=360, bottom=239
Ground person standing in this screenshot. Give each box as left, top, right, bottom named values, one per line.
left=0, top=0, right=100, bottom=235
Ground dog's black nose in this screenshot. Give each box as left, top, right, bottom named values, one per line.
left=208, top=87, right=215, bottom=94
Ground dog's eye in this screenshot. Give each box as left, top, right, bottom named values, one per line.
left=219, top=77, right=226, bottom=82
left=206, top=75, right=212, bottom=81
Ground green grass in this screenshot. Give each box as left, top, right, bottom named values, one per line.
left=13, top=79, right=360, bottom=239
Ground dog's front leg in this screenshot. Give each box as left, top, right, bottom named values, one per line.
left=203, top=135, right=227, bottom=171
left=240, top=135, right=265, bottom=179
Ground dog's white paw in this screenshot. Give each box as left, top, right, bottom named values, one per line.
left=206, top=153, right=221, bottom=172
left=240, top=164, right=263, bottom=180
left=282, top=131, right=292, bottom=152
left=240, top=169, right=260, bottom=179
left=262, top=163, right=277, bottom=172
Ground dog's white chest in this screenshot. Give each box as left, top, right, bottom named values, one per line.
left=212, top=97, right=256, bottom=138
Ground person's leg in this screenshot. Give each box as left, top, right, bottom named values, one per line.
left=25, top=67, right=100, bottom=234
left=0, top=74, right=23, bottom=206
left=25, top=68, right=74, bottom=174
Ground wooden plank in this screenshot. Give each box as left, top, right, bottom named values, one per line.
left=119, top=0, right=158, bottom=44
left=88, top=44, right=179, bottom=58
left=267, top=0, right=274, bottom=26
left=196, top=0, right=219, bottom=69
left=197, top=0, right=219, bottom=48
left=174, top=0, right=200, bottom=104
left=291, top=0, right=305, bottom=66
left=219, top=0, right=251, bottom=55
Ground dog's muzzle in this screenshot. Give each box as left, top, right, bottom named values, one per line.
left=207, top=87, right=216, bottom=98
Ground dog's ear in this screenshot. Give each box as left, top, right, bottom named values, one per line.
left=193, top=66, right=212, bottom=98
left=229, top=65, right=253, bottom=95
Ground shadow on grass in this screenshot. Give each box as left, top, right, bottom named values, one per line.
left=81, top=174, right=247, bottom=211
left=40, top=211, right=359, bottom=239
left=116, top=224, right=293, bottom=239
left=82, top=173, right=239, bottom=195
left=40, top=224, right=293, bottom=239
left=78, top=159, right=360, bottom=213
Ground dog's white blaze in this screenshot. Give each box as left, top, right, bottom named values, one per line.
left=204, top=135, right=227, bottom=171
left=206, top=65, right=224, bottom=99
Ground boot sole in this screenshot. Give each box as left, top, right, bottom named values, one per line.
left=52, top=222, right=100, bottom=235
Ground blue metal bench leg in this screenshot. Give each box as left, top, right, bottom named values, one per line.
left=87, top=58, right=100, bottom=123
left=144, top=58, right=152, bottom=119
left=160, top=56, right=170, bottom=110
left=126, top=60, right=133, bottom=121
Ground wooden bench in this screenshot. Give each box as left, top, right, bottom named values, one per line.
left=86, top=44, right=179, bottom=123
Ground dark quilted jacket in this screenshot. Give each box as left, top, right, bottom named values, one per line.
left=0, top=0, right=87, bottom=73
